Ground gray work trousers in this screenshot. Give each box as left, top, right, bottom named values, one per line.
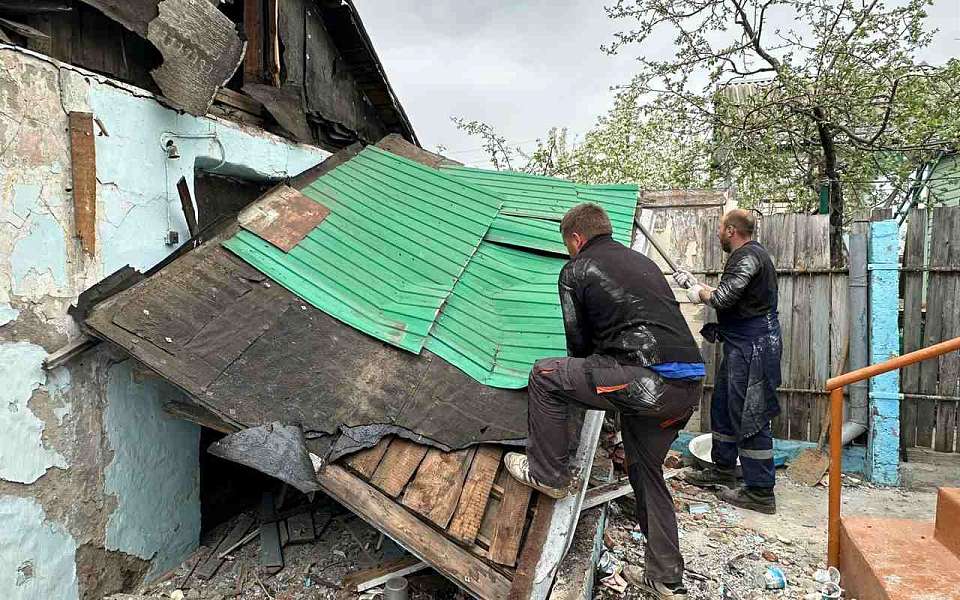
left=526, top=355, right=700, bottom=584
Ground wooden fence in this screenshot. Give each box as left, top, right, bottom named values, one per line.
left=697, top=213, right=850, bottom=443
left=901, top=206, right=960, bottom=453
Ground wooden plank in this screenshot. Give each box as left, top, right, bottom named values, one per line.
left=258, top=492, right=283, bottom=573
left=315, top=463, right=513, bottom=600
left=922, top=207, right=951, bottom=450
left=196, top=513, right=255, bottom=580
left=243, top=0, right=264, bottom=83
left=487, top=472, right=534, bottom=567
left=345, top=436, right=392, bottom=479
left=789, top=215, right=811, bottom=440
left=699, top=215, right=721, bottom=432
left=402, top=447, right=475, bottom=528
left=214, top=88, right=264, bottom=116
left=808, top=216, right=832, bottom=442
left=581, top=478, right=632, bottom=511
left=68, top=111, right=96, bottom=255
left=176, top=176, right=199, bottom=238
left=341, top=556, right=429, bottom=593
left=771, top=214, right=795, bottom=438
left=286, top=510, right=315, bottom=544
left=0, top=16, right=50, bottom=39
left=506, top=495, right=556, bottom=600
left=934, top=207, right=960, bottom=452
left=448, top=445, right=503, bottom=544
left=902, top=209, right=928, bottom=447
left=266, top=0, right=280, bottom=86
left=369, top=438, right=429, bottom=497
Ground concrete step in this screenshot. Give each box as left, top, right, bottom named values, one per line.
left=935, top=488, right=960, bottom=558
left=839, top=516, right=960, bottom=600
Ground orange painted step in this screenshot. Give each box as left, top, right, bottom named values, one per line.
left=935, top=488, right=960, bottom=558
left=840, top=516, right=960, bottom=600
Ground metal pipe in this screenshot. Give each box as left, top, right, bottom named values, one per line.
left=826, top=335, right=960, bottom=568
left=826, top=337, right=960, bottom=391
left=828, top=387, right=843, bottom=567
left=843, top=223, right=869, bottom=444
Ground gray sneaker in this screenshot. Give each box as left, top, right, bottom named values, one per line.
left=503, top=452, right=569, bottom=499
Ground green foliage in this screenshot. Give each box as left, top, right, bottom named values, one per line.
left=455, top=0, right=960, bottom=221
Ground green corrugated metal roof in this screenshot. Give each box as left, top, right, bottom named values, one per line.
left=223, top=146, right=502, bottom=353
left=425, top=242, right=567, bottom=388
left=441, top=166, right=638, bottom=253
left=224, top=148, right=639, bottom=389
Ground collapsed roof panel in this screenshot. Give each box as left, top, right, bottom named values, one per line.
left=425, top=242, right=567, bottom=388
left=223, top=146, right=502, bottom=353
left=84, top=222, right=529, bottom=453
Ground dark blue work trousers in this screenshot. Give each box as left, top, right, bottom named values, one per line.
left=710, top=342, right=777, bottom=488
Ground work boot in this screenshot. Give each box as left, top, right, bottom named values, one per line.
left=503, top=452, right=569, bottom=499
left=685, top=466, right=737, bottom=489
left=718, top=485, right=776, bottom=514
left=636, top=576, right=688, bottom=599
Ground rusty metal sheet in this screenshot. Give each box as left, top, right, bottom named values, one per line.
left=68, top=112, right=97, bottom=255
left=237, top=184, right=330, bottom=252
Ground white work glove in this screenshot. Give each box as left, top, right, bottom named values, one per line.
left=672, top=269, right=698, bottom=289
left=686, top=284, right=705, bottom=304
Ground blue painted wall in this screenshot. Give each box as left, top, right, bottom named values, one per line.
left=0, top=46, right=330, bottom=597
left=104, top=362, right=200, bottom=579
left=867, top=220, right=900, bottom=485
left=0, top=496, right=78, bottom=600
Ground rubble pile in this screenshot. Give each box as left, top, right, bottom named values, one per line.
left=597, top=475, right=840, bottom=600
left=109, top=498, right=465, bottom=600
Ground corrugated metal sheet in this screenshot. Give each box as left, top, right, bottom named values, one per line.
left=223, top=146, right=502, bottom=353
left=441, top=167, right=638, bottom=253
left=425, top=242, right=567, bottom=388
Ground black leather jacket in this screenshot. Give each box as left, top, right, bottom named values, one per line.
left=710, top=240, right=778, bottom=324
left=558, top=235, right=703, bottom=366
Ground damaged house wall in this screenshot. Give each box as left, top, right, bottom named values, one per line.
left=0, top=45, right=327, bottom=599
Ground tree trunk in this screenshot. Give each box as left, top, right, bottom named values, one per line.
left=813, top=107, right=845, bottom=266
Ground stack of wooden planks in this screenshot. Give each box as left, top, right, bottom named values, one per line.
left=312, top=436, right=552, bottom=599
left=342, top=437, right=535, bottom=568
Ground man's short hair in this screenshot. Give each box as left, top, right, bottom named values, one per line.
left=560, top=203, right=613, bottom=241
left=723, top=209, right=756, bottom=237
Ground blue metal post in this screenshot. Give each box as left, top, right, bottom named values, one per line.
left=866, top=219, right=900, bottom=485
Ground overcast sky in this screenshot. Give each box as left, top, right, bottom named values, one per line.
left=354, top=1, right=960, bottom=167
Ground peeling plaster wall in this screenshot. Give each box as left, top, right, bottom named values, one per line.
left=104, top=361, right=200, bottom=579
left=0, top=496, right=78, bottom=600
left=0, top=45, right=328, bottom=598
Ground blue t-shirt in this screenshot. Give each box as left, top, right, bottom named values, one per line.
left=649, top=362, right=706, bottom=380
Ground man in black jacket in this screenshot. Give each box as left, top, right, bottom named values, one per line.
left=673, top=209, right=782, bottom=514
left=504, top=203, right=704, bottom=599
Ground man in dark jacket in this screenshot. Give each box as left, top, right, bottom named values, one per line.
left=673, top=209, right=782, bottom=514
left=504, top=203, right=704, bottom=599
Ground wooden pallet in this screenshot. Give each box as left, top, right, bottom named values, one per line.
left=314, top=436, right=549, bottom=599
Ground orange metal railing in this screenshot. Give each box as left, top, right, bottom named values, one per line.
left=825, top=336, right=960, bottom=567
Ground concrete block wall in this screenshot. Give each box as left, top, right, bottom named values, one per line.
left=0, top=45, right=327, bottom=599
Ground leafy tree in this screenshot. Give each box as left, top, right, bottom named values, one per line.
left=603, top=0, right=960, bottom=263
